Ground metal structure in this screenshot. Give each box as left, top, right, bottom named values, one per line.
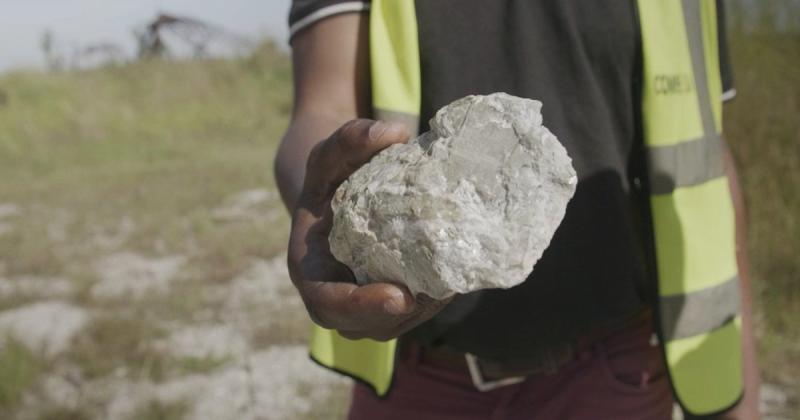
left=76, top=43, right=127, bottom=67
left=136, top=13, right=254, bottom=59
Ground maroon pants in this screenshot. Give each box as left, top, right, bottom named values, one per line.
left=348, top=316, right=674, bottom=420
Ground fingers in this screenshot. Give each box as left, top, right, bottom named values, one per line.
left=301, top=119, right=410, bottom=205
left=302, top=280, right=417, bottom=331
left=288, top=118, right=433, bottom=341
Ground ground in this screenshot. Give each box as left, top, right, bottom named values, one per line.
left=0, top=31, right=797, bottom=419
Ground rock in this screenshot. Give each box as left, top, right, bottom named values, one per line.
left=0, top=203, right=20, bottom=219
left=151, top=345, right=350, bottom=420
left=0, top=275, right=74, bottom=298
left=212, top=189, right=279, bottom=222
left=218, top=254, right=304, bottom=326
left=330, top=93, right=577, bottom=299
left=91, top=252, right=186, bottom=299
left=0, top=203, right=20, bottom=236
left=0, top=301, right=89, bottom=358
left=160, top=324, right=248, bottom=359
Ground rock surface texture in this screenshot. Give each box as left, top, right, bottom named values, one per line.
left=329, top=93, right=577, bottom=299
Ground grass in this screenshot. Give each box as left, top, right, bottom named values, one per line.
left=37, top=408, right=92, bottom=420
left=0, top=42, right=314, bottom=418
left=176, top=356, right=230, bottom=376
left=68, top=314, right=169, bottom=381
left=0, top=42, right=292, bottom=281
left=725, top=30, right=800, bottom=402
left=0, top=337, right=43, bottom=412
left=129, top=400, right=189, bottom=420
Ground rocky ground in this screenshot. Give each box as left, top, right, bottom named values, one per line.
left=0, top=190, right=795, bottom=419
left=0, top=190, right=351, bottom=420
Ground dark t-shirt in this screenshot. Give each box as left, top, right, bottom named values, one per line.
left=289, top=0, right=735, bottom=361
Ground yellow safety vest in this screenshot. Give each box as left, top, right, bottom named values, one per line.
left=309, top=0, right=743, bottom=416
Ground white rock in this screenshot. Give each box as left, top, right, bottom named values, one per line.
left=162, top=324, right=248, bottom=359
left=0, top=203, right=20, bottom=219
left=330, top=93, right=577, bottom=299
left=0, top=301, right=89, bottom=358
left=761, top=382, right=790, bottom=419
left=219, top=254, right=303, bottom=326
left=212, top=189, right=277, bottom=222
left=152, top=345, right=349, bottom=420
left=91, top=252, right=186, bottom=299
left=0, top=203, right=19, bottom=236
left=0, top=276, right=73, bottom=298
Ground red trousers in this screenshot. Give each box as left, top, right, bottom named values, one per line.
left=348, top=315, right=674, bottom=420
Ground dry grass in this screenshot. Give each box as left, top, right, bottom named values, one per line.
left=725, top=30, right=800, bottom=401
left=0, top=43, right=312, bottom=418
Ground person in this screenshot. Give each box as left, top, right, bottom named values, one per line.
left=274, top=1, right=761, bottom=419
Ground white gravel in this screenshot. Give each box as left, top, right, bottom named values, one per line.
left=91, top=252, right=186, bottom=299
left=0, top=203, right=21, bottom=219
left=0, top=276, right=74, bottom=298
left=160, top=323, right=249, bottom=360
left=212, top=189, right=278, bottom=222
left=0, top=202, right=20, bottom=235
left=215, top=254, right=304, bottom=330
left=0, top=301, right=89, bottom=358
left=156, top=345, right=350, bottom=420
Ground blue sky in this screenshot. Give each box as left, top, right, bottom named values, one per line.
left=0, top=0, right=292, bottom=72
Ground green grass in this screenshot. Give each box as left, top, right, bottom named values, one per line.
left=0, top=337, right=43, bottom=412
left=130, top=400, right=189, bottom=420
left=0, top=43, right=307, bottom=418
left=0, top=42, right=292, bottom=281
left=37, top=408, right=91, bottom=420
left=67, top=314, right=169, bottom=381
left=725, top=30, right=800, bottom=399
left=176, top=355, right=230, bottom=375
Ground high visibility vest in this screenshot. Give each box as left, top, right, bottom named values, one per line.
left=309, top=0, right=743, bottom=416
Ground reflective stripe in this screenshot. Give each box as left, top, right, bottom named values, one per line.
left=374, top=108, right=420, bottom=136
left=661, top=275, right=741, bottom=341
left=683, top=0, right=718, bottom=138
left=651, top=177, right=738, bottom=295
left=647, top=134, right=725, bottom=194
left=666, top=316, right=743, bottom=415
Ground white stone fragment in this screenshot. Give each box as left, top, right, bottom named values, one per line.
left=330, top=93, right=577, bottom=299
left=91, top=252, right=186, bottom=299
left=161, top=324, right=248, bottom=359
left=0, top=301, right=89, bottom=358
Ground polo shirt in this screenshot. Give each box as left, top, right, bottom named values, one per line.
left=289, top=0, right=735, bottom=361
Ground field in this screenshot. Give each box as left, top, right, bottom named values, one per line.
left=0, top=30, right=798, bottom=420
left=725, top=29, right=800, bottom=417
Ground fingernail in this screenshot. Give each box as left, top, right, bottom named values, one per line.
left=368, top=121, right=389, bottom=141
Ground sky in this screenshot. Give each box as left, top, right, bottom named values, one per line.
left=0, top=0, right=292, bottom=72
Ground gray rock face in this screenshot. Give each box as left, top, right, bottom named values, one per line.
left=329, top=93, right=577, bottom=299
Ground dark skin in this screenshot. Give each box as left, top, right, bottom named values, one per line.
left=275, top=13, right=760, bottom=418
left=288, top=119, right=450, bottom=341
left=276, top=14, right=450, bottom=341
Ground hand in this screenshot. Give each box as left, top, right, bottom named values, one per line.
left=288, top=119, right=451, bottom=341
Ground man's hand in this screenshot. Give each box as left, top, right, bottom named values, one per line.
left=288, top=119, right=450, bottom=341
